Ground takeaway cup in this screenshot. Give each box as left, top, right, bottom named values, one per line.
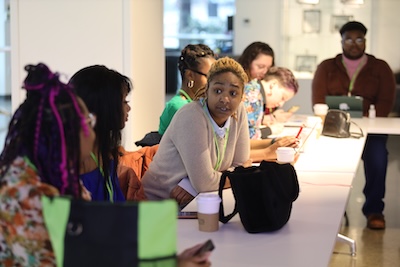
left=196, top=193, right=221, bottom=232
left=276, top=147, right=296, bottom=163
left=313, top=104, right=329, bottom=123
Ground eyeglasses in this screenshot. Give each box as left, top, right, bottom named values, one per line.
left=343, top=38, right=365, bottom=45
left=86, top=113, right=96, bottom=129
left=188, top=68, right=207, bottom=78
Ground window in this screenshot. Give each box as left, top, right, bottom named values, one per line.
left=164, top=0, right=235, bottom=54
left=0, top=0, right=11, bottom=98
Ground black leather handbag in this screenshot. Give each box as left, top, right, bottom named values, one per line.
left=322, top=109, right=363, bottom=138
left=218, top=161, right=299, bottom=233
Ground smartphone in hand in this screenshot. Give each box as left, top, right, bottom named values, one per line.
left=194, top=239, right=215, bottom=256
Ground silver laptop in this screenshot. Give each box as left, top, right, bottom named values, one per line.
left=325, top=95, right=363, bottom=118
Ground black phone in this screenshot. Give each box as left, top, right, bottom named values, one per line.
left=178, top=211, right=198, bottom=219
left=194, top=239, right=215, bottom=256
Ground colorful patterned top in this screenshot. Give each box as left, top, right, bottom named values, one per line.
left=242, top=79, right=264, bottom=139
left=0, top=157, right=58, bottom=267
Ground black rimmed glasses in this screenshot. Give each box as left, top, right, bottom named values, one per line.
left=188, top=68, right=207, bottom=78
left=343, top=38, right=365, bottom=46
left=86, top=113, right=97, bottom=129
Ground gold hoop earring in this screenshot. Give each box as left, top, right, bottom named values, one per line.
left=188, top=80, right=194, bottom=88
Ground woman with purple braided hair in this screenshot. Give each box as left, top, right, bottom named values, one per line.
left=0, top=63, right=95, bottom=266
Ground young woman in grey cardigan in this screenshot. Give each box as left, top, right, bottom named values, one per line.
left=142, top=57, right=251, bottom=208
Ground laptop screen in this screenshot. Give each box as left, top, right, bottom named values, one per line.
left=325, top=95, right=363, bottom=118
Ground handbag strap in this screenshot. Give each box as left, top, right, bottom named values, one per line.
left=218, top=171, right=238, bottom=224
left=349, top=121, right=364, bottom=138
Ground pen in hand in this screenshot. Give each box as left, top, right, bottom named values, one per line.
left=294, top=127, right=303, bottom=155
left=295, top=126, right=303, bottom=139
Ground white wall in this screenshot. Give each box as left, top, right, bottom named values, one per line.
left=233, top=0, right=282, bottom=63
left=127, top=0, right=165, bottom=150
left=11, top=0, right=124, bottom=105
left=10, top=0, right=164, bottom=150
left=371, top=0, right=400, bottom=73
left=234, top=0, right=400, bottom=113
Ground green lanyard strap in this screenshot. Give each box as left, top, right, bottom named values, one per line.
left=342, top=56, right=367, bottom=96
left=90, top=152, right=114, bottom=202
left=179, top=89, right=193, bottom=102
left=213, top=130, right=229, bottom=170
left=202, top=102, right=230, bottom=170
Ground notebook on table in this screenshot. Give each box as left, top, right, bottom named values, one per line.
left=325, top=95, right=363, bottom=118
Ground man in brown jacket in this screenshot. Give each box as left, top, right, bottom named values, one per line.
left=312, top=21, right=396, bottom=229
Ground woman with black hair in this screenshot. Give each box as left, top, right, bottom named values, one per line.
left=70, top=65, right=213, bottom=267
left=69, top=65, right=131, bottom=202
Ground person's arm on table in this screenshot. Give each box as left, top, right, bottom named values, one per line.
left=250, top=136, right=298, bottom=162
left=250, top=138, right=273, bottom=149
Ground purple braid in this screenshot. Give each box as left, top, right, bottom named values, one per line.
left=32, top=95, right=45, bottom=177
left=48, top=87, right=69, bottom=194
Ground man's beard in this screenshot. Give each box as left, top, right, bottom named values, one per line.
left=343, top=51, right=364, bottom=60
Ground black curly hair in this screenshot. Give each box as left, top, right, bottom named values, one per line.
left=178, top=44, right=215, bottom=80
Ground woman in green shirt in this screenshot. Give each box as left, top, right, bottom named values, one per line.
left=159, top=44, right=216, bottom=134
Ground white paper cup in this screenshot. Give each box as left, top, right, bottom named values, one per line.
left=313, top=104, right=329, bottom=122
left=196, top=193, right=221, bottom=232
left=276, top=147, right=295, bottom=163
left=313, top=103, right=329, bottom=115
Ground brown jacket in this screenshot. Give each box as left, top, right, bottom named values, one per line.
left=117, top=145, right=159, bottom=201
left=312, top=54, right=396, bottom=117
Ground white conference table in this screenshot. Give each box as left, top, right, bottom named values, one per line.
left=274, top=118, right=367, bottom=173
left=178, top=117, right=399, bottom=266
left=352, top=117, right=400, bottom=135
left=295, top=117, right=400, bottom=173
left=178, top=172, right=354, bottom=267
left=294, top=134, right=365, bottom=173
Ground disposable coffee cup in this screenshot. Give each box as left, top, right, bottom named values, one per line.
left=313, top=104, right=329, bottom=123
left=196, top=193, right=221, bottom=232
left=276, top=147, right=295, bottom=163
